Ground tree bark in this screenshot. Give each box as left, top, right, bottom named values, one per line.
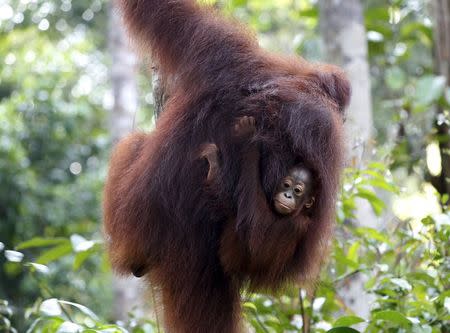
left=318, top=0, right=376, bottom=321
left=152, top=67, right=168, bottom=119
left=107, top=2, right=147, bottom=321
left=432, top=0, right=450, bottom=199
left=319, top=0, right=373, bottom=157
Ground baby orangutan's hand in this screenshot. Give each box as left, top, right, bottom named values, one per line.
left=233, top=116, right=256, bottom=140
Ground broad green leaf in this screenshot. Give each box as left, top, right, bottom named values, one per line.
left=444, top=297, right=450, bottom=312
left=4, top=250, right=24, bottom=262
left=438, top=289, right=450, bottom=300
left=1, top=316, right=11, bottom=329
left=230, top=0, right=247, bottom=7
left=41, top=317, right=65, bottom=331
left=367, top=162, right=387, bottom=171
left=27, top=263, right=49, bottom=274
left=414, top=75, right=446, bottom=106
left=367, top=178, right=397, bottom=193
left=412, top=324, right=432, bottom=333
left=347, top=242, right=360, bottom=262
left=355, top=187, right=385, bottom=216
left=334, top=253, right=359, bottom=270
left=407, top=272, right=435, bottom=285
left=16, top=237, right=69, bottom=250
left=365, top=7, right=389, bottom=22
left=400, top=22, right=433, bottom=41
left=26, top=318, right=44, bottom=333
left=334, top=316, right=365, bottom=327
left=299, top=7, right=318, bottom=18
left=57, top=321, right=82, bottom=333
left=327, top=327, right=360, bottom=333
left=390, top=278, right=412, bottom=291
left=40, top=299, right=62, bottom=316
left=36, top=244, right=72, bottom=264
left=264, top=314, right=280, bottom=325
left=385, top=67, right=406, bottom=91
left=372, top=310, right=412, bottom=325
left=356, top=227, right=390, bottom=244
left=73, top=249, right=94, bottom=271
left=58, top=300, right=99, bottom=320
left=243, top=302, right=257, bottom=312
left=70, top=234, right=98, bottom=252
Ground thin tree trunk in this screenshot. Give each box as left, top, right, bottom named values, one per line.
left=318, top=0, right=376, bottom=320
left=109, top=4, right=138, bottom=143
left=319, top=0, right=373, bottom=156
left=152, top=67, right=168, bottom=119
left=432, top=0, right=450, bottom=200
left=108, top=2, right=147, bottom=321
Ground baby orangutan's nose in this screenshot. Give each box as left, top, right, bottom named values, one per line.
left=284, top=192, right=292, bottom=199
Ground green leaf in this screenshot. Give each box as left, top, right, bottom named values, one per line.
left=327, top=327, right=360, bottom=333
left=390, top=278, right=412, bottom=291
left=27, top=263, right=49, bottom=274
left=73, top=249, right=93, bottom=271
left=16, top=237, right=69, bottom=250
left=347, top=242, right=360, bottom=262
left=412, top=324, right=433, bottom=333
left=365, top=7, right=389, bottom=22
left=334, top=253, right=359, bottom=270
left=355, top=187, right=385, bottom=216
left=56, top=321, right=82, bottom=332
left=385, top=67, right=406, bottom=91
left=39, top=299, right=62, bottom=316
left=367, top=178, right=397, bottom=193
left=400, top=22, right=433, bottom=41
left=36, top=244, right=72, bottom=264
left=264, top=314, right=280, bottom=325
left=299, top=7, right=318, bottom=18
left=356, top=227, right=390, bottom=244
left=367, top=162, right=387, bottom=171
left=444, top=297, right=450, bottom=312
left=70, top=234, right=98, bottom=252
left=372, top=310, right=412, bottom=325
left=58, top=300, right=99, bottom=320
left=334, top=316, right=365, bottom=327
left=4, top=250, right=24, bottom=262
left=414, top=75, right=446, bottom=106
left=26, top=318, right=44, bottom=333
left=243, top=302, right=257, bottom=312
left=407, top=272, right=435, bottom=285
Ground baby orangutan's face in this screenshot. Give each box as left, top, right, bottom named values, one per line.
left=273, top=166, right=315, bottom=216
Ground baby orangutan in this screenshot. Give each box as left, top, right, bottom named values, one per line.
left=274, top=167, right=315, bottom=216
left=201, top=116, right=315, bottom=217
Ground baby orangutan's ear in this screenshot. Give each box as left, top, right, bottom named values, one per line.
left=305, top=197, right=315, bottom=209
left=314, top=65, right=351, bottom=116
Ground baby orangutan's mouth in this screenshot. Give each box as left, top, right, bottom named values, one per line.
left=274, top=200, right=294, bottom=215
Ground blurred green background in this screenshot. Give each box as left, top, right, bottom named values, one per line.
left=0, top=0, right=449, bottom=332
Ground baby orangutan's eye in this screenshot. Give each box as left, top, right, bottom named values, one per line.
left=283, top=182, right=290, bottom=188
left=294, top=185, right=304, bottom=196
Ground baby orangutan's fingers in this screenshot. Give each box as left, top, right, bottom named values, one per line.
left=199, top=143, right=220, bottom=182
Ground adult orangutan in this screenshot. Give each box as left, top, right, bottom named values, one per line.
left=103, top=0, right=350, bottom=332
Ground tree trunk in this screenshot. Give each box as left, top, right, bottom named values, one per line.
left=107, top=2, right=147, bottom=321
left=152, top=67, right=168, bottom=119
left=432, top=0, right=450, bottom=200
left=318, top=0, right=373, bottom=156
left=318, top=0, right=376, bottom=320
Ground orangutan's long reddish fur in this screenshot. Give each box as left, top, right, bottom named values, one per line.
left=103, top=1, right=350, bottom=332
